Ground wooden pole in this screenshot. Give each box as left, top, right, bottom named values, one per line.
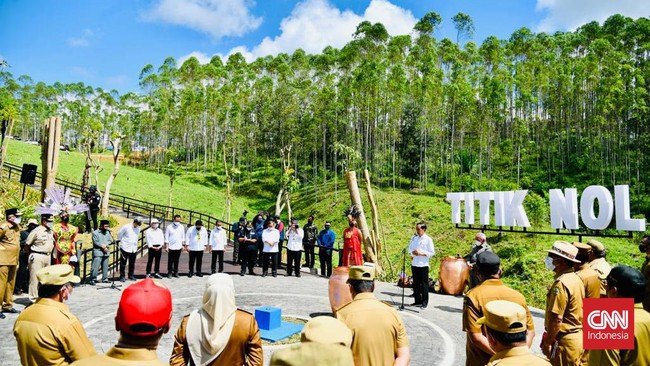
left=345, top=170, right=381, bottom=272
left=41, top=117, right=61, bottom=201
left=364, top=169, right=382, bottom=258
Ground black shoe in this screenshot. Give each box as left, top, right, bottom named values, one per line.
left=411, top=302, right=422, bottom=306
left=286, top=273, right=291, bottom=277
left=0, top=313, right=5, bottom=319
left=272, top=273, right=277, bottom=277
left=197, top=273, right=204, bottom=277
left=296, top=273, right=300, bottom=278
left=167, top=274, right=173, bottom=279
left=211, top=270, right=216, bottom=274
left=119, top=277, right=126, bottom=282
left=420, top=304, right=428, bottom=309
left=102, top=279, right=110, bottom=283
left=188, top=273, right=193, bottom=278
left=262, top=272, right=267, bottom=277
left=128, top=276, right=136, bottom=281
left=2, top=308, right=19, bottom=314
left=89, top=280, right=96, bottom=286
left=145, top=274, right=152, bottom=278
left=154, top=273, right=163, bottom=279
left=249, top=271, right=255, bottom=275
left=173, top=273, right=179, bottom=278
left=240, top=272, right=245, bottom=276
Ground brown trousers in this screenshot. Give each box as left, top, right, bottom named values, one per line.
left=550, top=332, right=583, bottom=366
left=0, top=265, right=17, bottom=310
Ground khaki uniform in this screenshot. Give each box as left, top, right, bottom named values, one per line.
left=576, top=264, right=601, bottom=299
left=270, top=343, right=354, bottom=366
left=335, top=292, right=409, bottom=366
left=642, top=256, right=650, bottom=312
left=0, top=221, right=21, bottom=310
left=13, top=298, right=96, bottom=365
left=170, top=309, right=263, bottom=366
left=588, top=303, right=650, bottom=366
left=545, top=268, right=585, bottom=366
left=25, top=225, right=55, bottom=300
left=463, top=279, right=535, bottom=366
left=588, top=257, right=611, bottom=297
left=487, top=346, right=552, bottom=366
left=70, top=346, right=167, bottom=366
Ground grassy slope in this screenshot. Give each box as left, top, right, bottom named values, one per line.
left=5, top=140, right=646, bottom=307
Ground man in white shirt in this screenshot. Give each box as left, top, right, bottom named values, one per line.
left=209, top=220, right=227, bottom=273
left=165, top=215, right=185, bottom=278
left=117, top=217, right=142, bottom=281
left=261, top=219, right=280, bottom=277
left=145, top=218, right=164, bottom=279
left=285, top=219, right=304, bottom=277
left=408, top=222, right=435, bottom=309
left=185, top=220, right=207, bottom=277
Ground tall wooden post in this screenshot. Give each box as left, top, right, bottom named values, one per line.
left=364, top=169, right=382, bottom=257
left=41, top=117, right=61, bottom=201
left=345, top=170, right=381, bottom=273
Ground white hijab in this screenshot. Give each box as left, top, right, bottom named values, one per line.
left=186, top=274, right=237, bottom=366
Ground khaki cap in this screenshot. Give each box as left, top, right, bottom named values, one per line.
left=586, top=239, right=606, bottom=252
left=37, top=264, right=81, bottom=285
left=477, top=300, right=527, bottom=333
left=301, top=316, right=352, bottom=347
left=26, top=218, right=38, bottom=226
left=572, top=241, right=592, bottom=256
left=348, top=266, right=374, bottom=281
left=546, top=240, right=580, bottom=263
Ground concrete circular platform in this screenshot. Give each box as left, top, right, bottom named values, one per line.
left=0, top=250, right=548, bottom=365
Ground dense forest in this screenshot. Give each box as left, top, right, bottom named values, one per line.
left=1, top=13, right=650, bottom=213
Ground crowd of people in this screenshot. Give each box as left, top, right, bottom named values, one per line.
left=2, top=202, right=650, bottom=366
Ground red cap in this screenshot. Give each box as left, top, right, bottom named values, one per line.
left=115, top=278, right=173, bottom=337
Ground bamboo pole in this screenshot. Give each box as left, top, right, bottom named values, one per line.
left=364, top=169, right=382, bottom=258
left=41, top=117, right=61, bottom=201
left=345, top=170, right=381, bottom=273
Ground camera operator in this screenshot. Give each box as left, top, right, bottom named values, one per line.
left=286, top=220, right=304, bottom=277
left=82, top=186, right=101, bottom=233
left=239, top=222, right=259, bottom=276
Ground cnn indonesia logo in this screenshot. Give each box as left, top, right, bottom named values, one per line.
left=584, top=298, right=634, bottom=350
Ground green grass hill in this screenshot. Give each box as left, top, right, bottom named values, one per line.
left=3, top=140, right=647, bottom=307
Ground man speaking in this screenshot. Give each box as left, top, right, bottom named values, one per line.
left=408, top=222, right=435, bottom=309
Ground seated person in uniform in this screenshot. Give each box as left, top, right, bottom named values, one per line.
left=170, top=273, right=263, bottom=366
left=270, top=316, right=354, bottom=366
left=71, top=278, right=173, bottom=365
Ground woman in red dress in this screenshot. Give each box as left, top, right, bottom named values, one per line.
left=342, top=206, right=363, bottom=266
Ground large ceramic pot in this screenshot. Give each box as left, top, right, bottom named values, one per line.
left=328, top=266, right=353, bottom=313
left=439, top=256, right=470, bottom=295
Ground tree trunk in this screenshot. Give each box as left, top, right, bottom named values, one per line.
left=223, top=147, right=232, bottom=224
left=275, top=188, right=285, bottom=216
left=101, top=137, right=122, bottom=216
left=41, top=117, right=61, bottom=201
left=0, top=118, right=15, bottom=179
left=345, top=170, right=381, bottom=273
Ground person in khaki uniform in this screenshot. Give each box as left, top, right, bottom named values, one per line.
left=585, top=239, right=611, bottom=297
left=170, top=273, right=263, bottom=366
left=589, top=265, right=650, bottom=366
left=270, top=316, right=354, bottom=366
left=336, top=265, right=410, bottom=366
left=463, top=252, right=535, bottom=366
left=572, top=242, right=601, bottom=299
left=0, top=208, right=22, bottom=319
left=480, top=300, right=551, bottom=366
left=71, top=278, right=172, bottom=366
left=542, top=241, right=585, bottom=366
left=13, top=264, right=96, bottom=365
left=640, top=236, right=650, bottom=312
left=24, top=214, right=55, bottom=302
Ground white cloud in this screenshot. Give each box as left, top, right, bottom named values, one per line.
left=67, top=29, right=94, bottom=47
left=179, top=0, right=417, bottom=64
left=70, top=66, right=93, bottom=79
left=178, top=51, right=212, bottom=66
left=145, top=0, right=262, bottom=40
left=535, top=0, right=650, bottom=32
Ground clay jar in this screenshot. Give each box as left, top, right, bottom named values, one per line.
left=328, top=266, right=353, bottom=313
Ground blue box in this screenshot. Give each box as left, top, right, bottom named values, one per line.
left=255, top=306, right=281, bottom=330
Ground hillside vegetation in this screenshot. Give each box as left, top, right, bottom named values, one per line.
left=5, top=140, right=646, bottom=307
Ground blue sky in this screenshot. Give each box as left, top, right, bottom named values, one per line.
left=1, top=0, right=648, bottom=94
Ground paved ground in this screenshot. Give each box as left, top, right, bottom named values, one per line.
left=0, top=246, right=547, bottom=366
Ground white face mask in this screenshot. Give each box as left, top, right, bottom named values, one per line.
left=152, top=224, right=159, bottom=229
left=544, top=257, right=556, bottom=271
left=46, top=222, right=53, bottom=229
left=472, top=240, right=482, bottom=247
left=13, top=217, right=22, bottom=225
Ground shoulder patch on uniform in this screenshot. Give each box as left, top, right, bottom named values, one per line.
left=0, top=224, right=7, bottom=230
left=553, top=287, right=560, bottom=295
